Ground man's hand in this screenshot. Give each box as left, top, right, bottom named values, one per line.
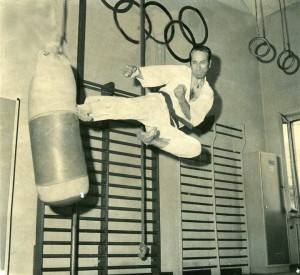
left=123, top=65, right=139, bottom=78
left=174, top=84, right=187, bottom=102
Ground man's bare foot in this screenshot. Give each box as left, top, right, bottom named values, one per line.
left=137, top=127, right=170, bottom=148
left=137, top=127, right=160, bottom=145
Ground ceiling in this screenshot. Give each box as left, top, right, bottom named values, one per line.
left=217, top=0, right=300, bottom=17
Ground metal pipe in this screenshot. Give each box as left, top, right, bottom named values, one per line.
left=139, top=1, right=148, bottom=259
left=70, top=204, right=78, bottom=275
left=98, top=83, right=113, bottom=275
left=215, top=123, right=243, bottom=132
left=71, top=2, right=87, bottom=271
left=76, top=0, right=86, bottom=104
left=83, top=80, right=139, bottom=98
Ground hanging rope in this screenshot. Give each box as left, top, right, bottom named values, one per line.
left=259, top=0, right=266, bottom=39
left=138, top=0, right=150, bottom=262
left=248, top=0, right=271, bottom=58
left=47, top=0, right=67, bottom=55
left=254, top=0, right=259, bottom=38
left=276, top=0, right=299, bottom=73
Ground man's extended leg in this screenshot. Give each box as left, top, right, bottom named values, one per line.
left=77, top=94, right=169, bottom=124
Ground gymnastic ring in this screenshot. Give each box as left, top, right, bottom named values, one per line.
left=277, top=49, right=295, bottom=70
left=113, top=0, right=152, bottom=44
left=281, top=52, right=296, bottom=71
left=101, top=0, right=134, bottom=13
left=282, top=53, right=299, bottom=75
left=164, top=20, right=196, bottom=63
left=248, top=37, right=271, bottom=58
left=144, top=1, right=175, bottom=45
left=178, top=6, right=208, bottom=46
left=255, top=42, right=276, bottom=64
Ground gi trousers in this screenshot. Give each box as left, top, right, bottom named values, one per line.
left=78, top=93, right=201, bottom=158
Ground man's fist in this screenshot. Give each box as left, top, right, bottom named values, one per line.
left=123, top=65, right=138, bottom=78
left=174, top=84, right=187, bottom=101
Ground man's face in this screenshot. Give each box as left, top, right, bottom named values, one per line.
left=190, top=50, right=211, bottom=79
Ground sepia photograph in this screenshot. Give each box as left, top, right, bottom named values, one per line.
left=1, top=0, right=300, bottom=274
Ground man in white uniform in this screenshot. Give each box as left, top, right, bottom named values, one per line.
left=77, top=45, right=214, bottom=158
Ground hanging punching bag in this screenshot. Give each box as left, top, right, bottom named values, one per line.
left=28, top=49, right=89, bottom=206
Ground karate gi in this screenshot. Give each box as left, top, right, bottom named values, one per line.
left=79, top=65, right=214, bottom=158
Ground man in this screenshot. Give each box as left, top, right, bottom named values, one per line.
left=77, top=45, right=214, bottom=158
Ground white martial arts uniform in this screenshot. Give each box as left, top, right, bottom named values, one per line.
left=138, top=65, right=214, bottom=128
left=79, top=65, right=214, bottom=158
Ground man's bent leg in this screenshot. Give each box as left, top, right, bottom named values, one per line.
left=154, top=126, right=202, bottom=158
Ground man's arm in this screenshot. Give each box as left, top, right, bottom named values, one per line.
left=174, top=84, right=191, bottom=120
left=124, top=64, right=188, bottom=88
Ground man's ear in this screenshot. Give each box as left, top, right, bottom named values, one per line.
left=209, top=60, right=212, bottom=68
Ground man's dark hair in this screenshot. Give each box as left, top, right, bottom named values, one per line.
left=189, top=45, right=212, bottom=63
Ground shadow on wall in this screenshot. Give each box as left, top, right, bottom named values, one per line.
left=207, top=54, right=222, bottom=123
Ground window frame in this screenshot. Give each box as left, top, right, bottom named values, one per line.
left=280, top=110, right=300, bottom=213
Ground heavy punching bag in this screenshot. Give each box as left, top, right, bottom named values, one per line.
left=28, top=49, right=89, bottom=206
